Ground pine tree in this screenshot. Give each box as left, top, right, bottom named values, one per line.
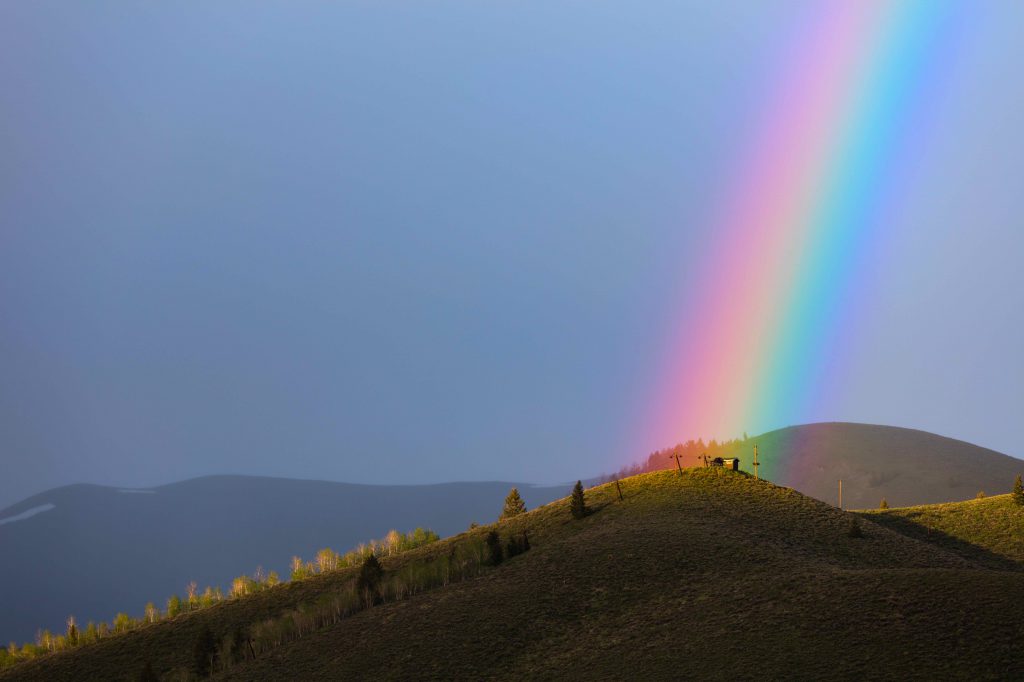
left=505, top=535, right=520, bottom=559
left=500, top=488, right=527, bottom=520
left=879, top=498, right=889, bottom=510
left=230, top=628, right=248, bottom=664
left=193, top=625, right=217, bottom=677
left=570, top=480, right=587, bottom=519
left=356, top=554, right=383, bottom=605
left=1014, top=475, right=1024, bottom=506
left=485, top=530, right=504, bottom=565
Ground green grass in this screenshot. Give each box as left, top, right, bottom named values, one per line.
left=862, top=493, right=1024, bottom=569
left=7, top=469, right=1024, bottom=681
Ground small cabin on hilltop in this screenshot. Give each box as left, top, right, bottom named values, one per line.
left=711, top=457, right=740, bottom=471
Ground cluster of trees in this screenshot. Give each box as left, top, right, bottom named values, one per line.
left=602, top=437, right=745, bottom=482
left=6, top=480, right=562, bottom=675
left=193, top=528, right=532, bottom=677
left=0, top=574, right=238, bottom=669
left=289, top=527, right=440, bottom=581
left=1, top=528, right=438, bottom=671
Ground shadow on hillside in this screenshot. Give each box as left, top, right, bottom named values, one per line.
left=863, top=513, right=1023, bottom=572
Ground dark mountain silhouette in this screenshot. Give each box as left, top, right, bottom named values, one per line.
left=0, top=476, right=568, bottom=644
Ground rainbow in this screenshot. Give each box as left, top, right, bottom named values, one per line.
left=643, top=1, right=968, bottom=477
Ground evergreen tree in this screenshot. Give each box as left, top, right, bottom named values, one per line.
left=500, top=488, right=527, bottom=520
left=1014, top=475, right=1024, bottom=506
left=485, top=530, right=503, bottom=565
left=570, top=480, right=587, bottom=519
left=879, top=498, right=888, bottom=510
left=193, top=625, right=217, bottom=677
left=356, top=554, right=383, bottom=604
left=231, top=628, right=249, bottom=664
left=505, top=535, right=520, bottom=559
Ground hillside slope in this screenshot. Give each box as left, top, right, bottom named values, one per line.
left=863, top=493, right=1024, bottom=569
left=8, top=470, right=1024, bottom=680
left=0, top=476, right=568, bottom=644
left=720, top=422, right=1024, bottom=509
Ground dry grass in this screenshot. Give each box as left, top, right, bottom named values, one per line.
left=7, top=469, right=1024, bottom=681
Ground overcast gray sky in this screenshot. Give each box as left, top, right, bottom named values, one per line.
left=1, top=1, right=1021, bottom=509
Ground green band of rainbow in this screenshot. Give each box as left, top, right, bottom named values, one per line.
left=642, top=0, right=971, bottom=479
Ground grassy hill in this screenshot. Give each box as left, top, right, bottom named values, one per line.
left=0, top=476, right=569, bottom=644
left=6, top=469, right=1024, bottom=680
left=717, top=422, right=1024, bottom=508
left=863, top=492, right=1024, bottom=569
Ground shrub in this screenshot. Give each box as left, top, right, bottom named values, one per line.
left=500, top=488, right=527, bottom=520
left=847, top=517, right=864, bottom=538
left=1013, top=475, right=1024, bottom=506
left=485, top=531, right=504, bottom=566
left=976, top=491, right=986, bottom=499
left=570, top=480, right=587, bottom=519
left=193, top=625, right=217, bottom=677
left=879, top=498, right=888, bottom=510
left=166, top=595, right=182, bottom=618
left=112, top=613, right=132, bottom=633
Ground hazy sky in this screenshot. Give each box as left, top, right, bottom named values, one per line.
left=2, top=2, right=1021, bottom=508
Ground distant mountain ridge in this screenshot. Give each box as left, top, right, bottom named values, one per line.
left=0, top=476, right=570, bottom=644
left=1, top=422, right=1020, bottom=646
left=7, top=468, right=1024, bottom=680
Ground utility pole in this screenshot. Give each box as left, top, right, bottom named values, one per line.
left=753, top=444, right=760, bottom=480
left=668, top=450, right=685, bottom=476
left=838, top=479, right=843, bottom=509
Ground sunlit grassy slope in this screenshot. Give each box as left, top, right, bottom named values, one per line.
left=7, top=469, right=1024, bottom=681
left=863, top=493, right=1024, bottom=569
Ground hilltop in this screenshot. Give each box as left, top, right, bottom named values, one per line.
left=637, top=422, right=1022, bottom=509
left=6, top=469, right=1024, bottom=680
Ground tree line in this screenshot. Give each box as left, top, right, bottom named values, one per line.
left=601, top=437, right=745, bottom=483
left=0, top=527, right=439, bottom=670
left=0, top=480, right=594, bottom=673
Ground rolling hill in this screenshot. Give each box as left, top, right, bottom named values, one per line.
left=863, top=492, right=1024, bottom=569
left=2, top=422, right=1020, bottom=649
left=5, top=469, right=1023, bottom=680
left=716, top=422, right=1023, bottom=508
left=0, top=476, right=569, bottom=645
